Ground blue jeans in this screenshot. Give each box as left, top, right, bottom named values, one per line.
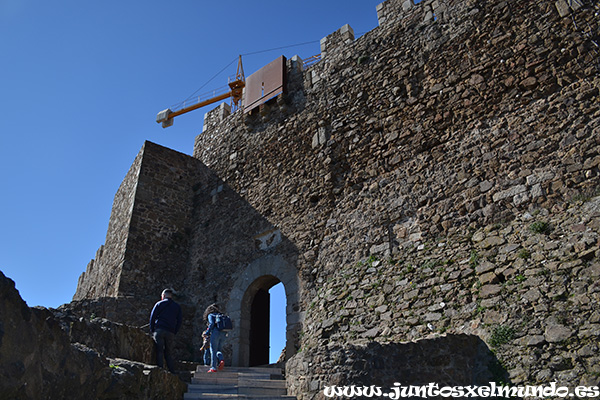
left=203, top=348, right=211, bottom=366
left=210, top=330, right=225, bottom=369
left=153, top=329, right=176, bottom=372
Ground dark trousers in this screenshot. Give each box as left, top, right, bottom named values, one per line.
left=203, top=349, right=211, bottom=366
left=153, top=329, right=176, bottom=372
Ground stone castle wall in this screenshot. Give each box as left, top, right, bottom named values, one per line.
left=72, top=0, right=600, bottom=397
left=74, top=147, right=143, bottom=300
left=72, top=140, right=303, bottom=363
left=195, top=0, right=599, bottom=252
left=192, top=0, right=599, bottom=396
left=115, top=142, right=212, bottom=299
left=74, top=142, right=214, bottom=303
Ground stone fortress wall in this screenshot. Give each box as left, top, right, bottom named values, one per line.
left=73, top=0, right=600, bottom=398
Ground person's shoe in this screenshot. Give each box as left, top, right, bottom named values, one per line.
left=207, top=368, right=217, bottom=373
left=218, top=360, right=225, bottom=371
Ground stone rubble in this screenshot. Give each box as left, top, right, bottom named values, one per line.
left=0, top=270, right=187, bottom=399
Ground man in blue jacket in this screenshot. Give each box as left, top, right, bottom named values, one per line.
left=149, top=289, right=182, bottom=373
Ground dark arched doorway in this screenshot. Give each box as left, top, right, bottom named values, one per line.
left=249, top=287, right=270, bottom=365
left=248, top=282, right=286, bottom=366
left=246, top=275, right=279, bottom=366
left=226, top=254, right=301, bottom=367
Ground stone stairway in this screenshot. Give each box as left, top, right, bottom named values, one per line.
left=184, top=366, right=296, bottom=400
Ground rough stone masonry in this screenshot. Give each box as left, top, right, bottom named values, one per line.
left=71, top=0, right=599, bottom=398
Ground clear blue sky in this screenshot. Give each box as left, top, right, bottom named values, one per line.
left=0, top=0, right=380, bottom=362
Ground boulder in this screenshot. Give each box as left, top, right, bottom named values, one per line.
left=0, top=270, right=186, bottom=399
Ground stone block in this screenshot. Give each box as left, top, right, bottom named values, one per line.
left=254, top=229, right=282, bottom=251
left=526, top=171, right=555, bottom=186
left=424, top=312, right=442, bottom=321
left=530, top=183, right=544, bottom=199
left=319, top=37, right=327, bottom=53
left=480, top=180, right=494, bottom=193
left=289, top=55, right=303, bottom=72
left=370, top=242, right=390, bottom=255
left=569, top=0, right=584, bottom=11
left=424, top=10, right=434, bottom=22
left=524, top=335, right=546, bottom=346
left=480, top=284, right=502, bottom=298
left=339, top=24, right=354, bottom=41
left=555, top=0, right=570, bottom=17
left=545, top=324, right=573, bottom=342
left=481, top=235, right=506, bottom=249
left=311, top=70, right=321, bottom=85
left=479, top=271, right=499, bottom=285
left=476, top=260, right=496, bottom=274
left=513, top=191, right=530, bottom=206
left=493, top=185, right=527, bottom=202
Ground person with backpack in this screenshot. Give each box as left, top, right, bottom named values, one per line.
left=203, top=304, right=229, bottom=373
left=149, top=289, right=182, bottom=373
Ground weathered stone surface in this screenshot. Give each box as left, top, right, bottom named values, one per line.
left=287, top=334, right=502, bottom=394
left=476, top=261, right=496, bottom=274
left=479, top=271, right=499, bottom=285
left=0, top=271, right=186, bottom=400
left=545, top=324, right=573, bottom=343
left=524, top=335, right=546, bottom=346
left=55, top=309, right=155, bottom=364
left=493, top=185, right=528, bottom=202
left=480, top=284, right=503, bottom=298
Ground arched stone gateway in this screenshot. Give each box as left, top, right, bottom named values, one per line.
left=226, top=254, right=301, bottom=367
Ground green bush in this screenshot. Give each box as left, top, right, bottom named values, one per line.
left=518, top=249, right=531, bottom=259
left=469, top=249, right=480, bottom=268
left=529, top=221, right=551, bottom=234
left=357, top=54, right=370, bottom=64
left=489, top=325, right=515, bottom=347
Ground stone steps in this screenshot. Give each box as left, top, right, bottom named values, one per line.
left=184, top=366, right=296, bottom=400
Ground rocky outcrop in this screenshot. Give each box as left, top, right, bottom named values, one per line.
left=51, top=307, right=155, bottom=365
left=287, top=334, right=504, bottom=396
left=0, top=270, right=187, bottom=400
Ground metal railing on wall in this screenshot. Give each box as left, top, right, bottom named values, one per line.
left=303, top=54, right=322, bottom=69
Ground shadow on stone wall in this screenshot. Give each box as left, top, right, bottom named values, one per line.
left=288, top=334, right=510, bottom=399
left=187, top=172, right=302, bottom=365
left=355, top=335, right=507, bottom=388
left=69, top=140, right=302, bottom=365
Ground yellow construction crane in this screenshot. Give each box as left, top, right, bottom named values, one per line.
left=156, top=56, right=245, bottom=128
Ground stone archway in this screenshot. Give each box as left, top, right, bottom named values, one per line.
left=226, top=254, right=301, bottom=367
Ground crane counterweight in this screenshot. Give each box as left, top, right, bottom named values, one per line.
left=156, top=109, right=173, bottom=128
